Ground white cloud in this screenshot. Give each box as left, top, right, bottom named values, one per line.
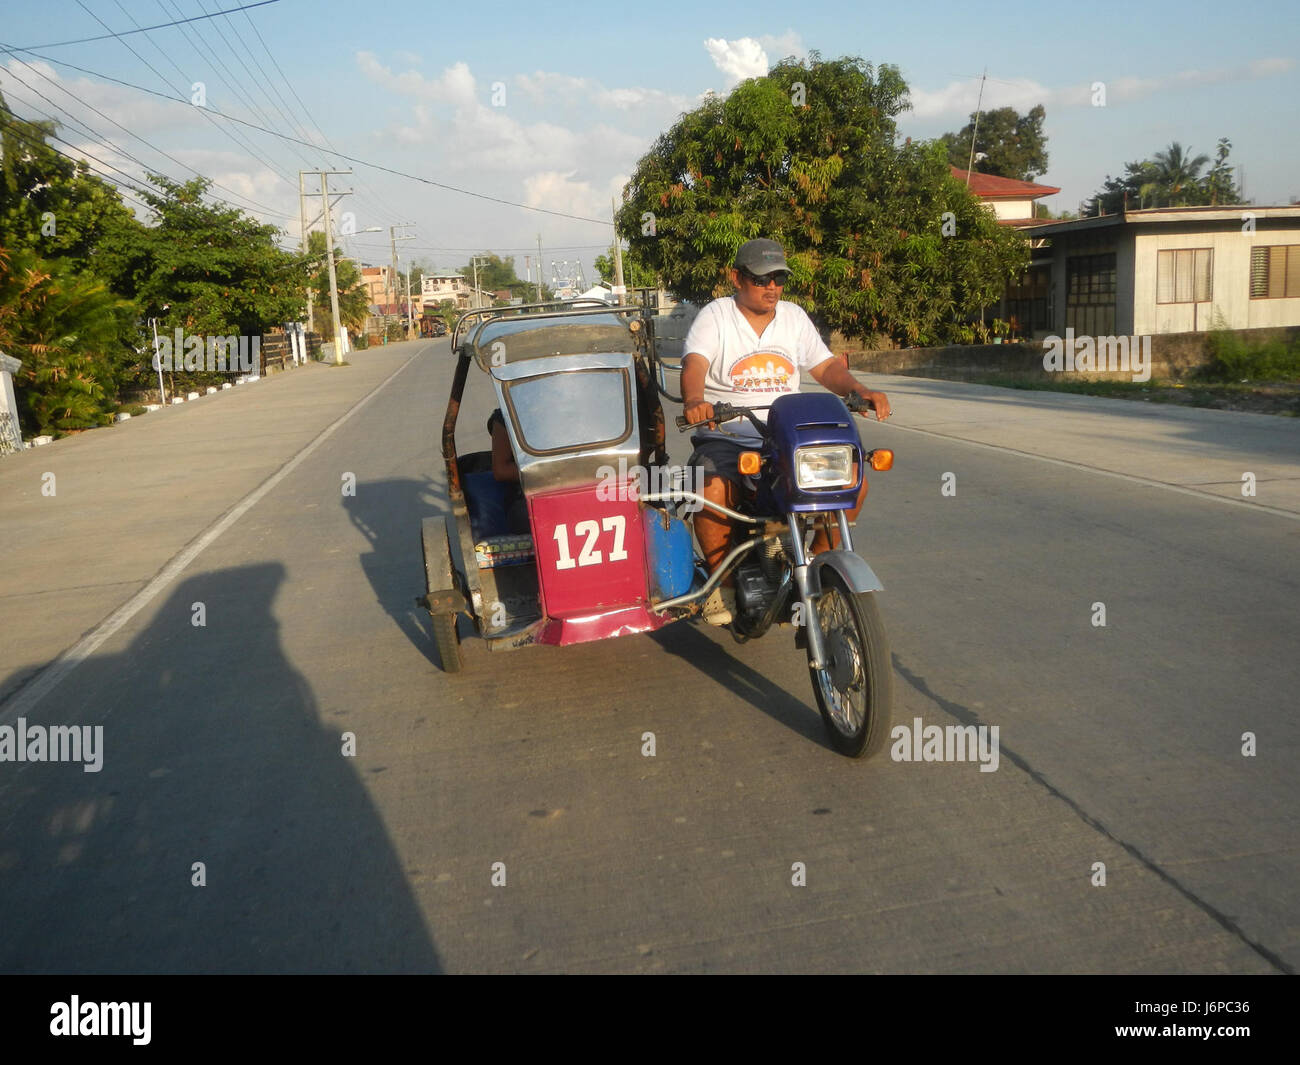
left=909, top=57, right=1296, bottom=119
left=512, top=70, right=693, bottom=114
left=704, top=37, right=770, bottom=86
left=757, top=31, right=807, bottom=62
left=524, top=170, right=629, bottom=221
left=514, top=71, right=594, bottom=106
left=355, top=52, right=478, bottom=108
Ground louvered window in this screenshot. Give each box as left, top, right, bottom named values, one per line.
left=1250, top=245, right=1300, bottom=298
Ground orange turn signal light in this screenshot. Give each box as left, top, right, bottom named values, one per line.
left=868, top=448, right=894, bottom=471
left=738, top=451, right=761, bottom=475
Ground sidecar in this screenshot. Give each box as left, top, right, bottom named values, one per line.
left=420, top=301, right=702, bottom=672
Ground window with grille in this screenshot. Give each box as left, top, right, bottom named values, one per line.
left=1249, top=245, right=1300, bottom=299
left=1156, top=249, right=1212, bottom=304
left=1065, top=253, right=1116, bottom=335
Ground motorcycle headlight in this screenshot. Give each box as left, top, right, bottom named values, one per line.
left=795, top=445, right=854, bottom=489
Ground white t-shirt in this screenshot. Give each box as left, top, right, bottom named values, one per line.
left=683, top=296, right=834, bottom=441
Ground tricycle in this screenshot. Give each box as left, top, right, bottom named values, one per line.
left=420, top=300, right=895, bottom=758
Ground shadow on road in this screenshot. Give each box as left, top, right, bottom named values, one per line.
left=649, top=621, right=828, bottom=749
left=342, top=476, right=454, bottom=669
left=0, top=563, right=442, bottom=973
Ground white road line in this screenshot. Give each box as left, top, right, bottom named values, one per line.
left=886, top=421, right=1300, bottom=522
left=0, top=347, right=431, bottom=724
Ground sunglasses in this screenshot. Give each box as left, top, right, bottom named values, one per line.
left=740, top=268, right=789, bottom=287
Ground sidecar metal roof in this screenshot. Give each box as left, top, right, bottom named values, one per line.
left=454, top=302, right=644, bottom=372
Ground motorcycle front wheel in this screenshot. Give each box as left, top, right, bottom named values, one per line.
left=808, top=569, right=892, bottom=758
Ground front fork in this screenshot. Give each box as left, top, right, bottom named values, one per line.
left=791, top=510, right=853, bottom=670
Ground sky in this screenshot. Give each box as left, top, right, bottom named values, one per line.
left=2, top=0, right=1297, bottom=287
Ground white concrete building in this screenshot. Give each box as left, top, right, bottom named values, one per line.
left=1007, top=206, right=1300, bottom=337
left=420, top=274, right=494, bottom=309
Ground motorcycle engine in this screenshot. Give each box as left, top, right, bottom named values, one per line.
left=736, top=538, right=788, bottom=620
left=735, top=559, right=775, bottom=620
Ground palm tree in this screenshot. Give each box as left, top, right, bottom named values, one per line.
left=1151, top=142, right=1211, bottom=206
left=306, top=230, right=370, bottom=335
left=0, top=245, right=133, bottom=434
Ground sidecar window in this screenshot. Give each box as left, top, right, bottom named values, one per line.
left=503, top=368, right=631, bottom=455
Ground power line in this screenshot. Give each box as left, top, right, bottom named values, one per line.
left=81, top=0, right=301, bottom=194
left=156, top=0, right=400, bottom=232
left=1, top=0, right=282, bottom=52
left=0, top=51, right=297, bottom=220
left=347, top=242, right=611, bottom=253
left=184, top=0, right=306, bottom=157
left=233, top=6, right=401, bottom=231
left=3, top=46, right=612, bottom=225
left=0, top=114, right=158, bottom=214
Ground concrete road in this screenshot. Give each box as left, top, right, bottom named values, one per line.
left=0, top=341, right=1295, bottom=973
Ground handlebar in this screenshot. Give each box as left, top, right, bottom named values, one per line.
left=675, top=394, right=876, bottom=431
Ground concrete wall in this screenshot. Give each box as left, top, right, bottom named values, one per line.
left=848, top=325, right=1300, bottom=381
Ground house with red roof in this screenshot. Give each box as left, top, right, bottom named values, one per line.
left=950, top=166, right=1061, bottom=226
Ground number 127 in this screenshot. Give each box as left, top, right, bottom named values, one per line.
left=553, top=517, right=628, bottom=569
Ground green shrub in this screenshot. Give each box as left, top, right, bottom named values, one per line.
left=1204, top=327, right=1300, bottom=382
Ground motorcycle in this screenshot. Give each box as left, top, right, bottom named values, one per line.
left=421, top=301, right=894, bottom=758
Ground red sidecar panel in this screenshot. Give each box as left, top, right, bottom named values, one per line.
left=528, top=485, right=648, bottom=621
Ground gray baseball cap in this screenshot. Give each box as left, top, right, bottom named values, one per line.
left=733, top=238, right=789, bottom=275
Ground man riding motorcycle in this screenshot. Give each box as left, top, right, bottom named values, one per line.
left=681, top=238, right=891, bottom=625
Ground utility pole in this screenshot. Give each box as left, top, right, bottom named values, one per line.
left=536, top=233, right=543, bottom=302
left=388, top=222, right=415, bottom=308
left=149, top=317, right=167, bottom=405
left=316, top=170, right=353, bottom=365
left=611, top=198, right=626, bottom=305
left=965, top=68, right=987, bottom=186
left=406, top=268, right=416, bottom=338
left=298, top=172, right=313, bottom=336
left=471, top=254, right=490, bottom=308
left=302, top=170, right=353, bottom=354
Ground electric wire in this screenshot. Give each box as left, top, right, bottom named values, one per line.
left=0, top=0, right=282, bottom=52
left=2, top=46, right=612, bottom=225
left=76, top=0, right=300, bottom=193
left=0, top=52, right=297, bottom=221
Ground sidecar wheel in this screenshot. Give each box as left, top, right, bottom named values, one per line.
left=431, top=612, right=463, bottom=674
left=808, top=570, right=892, bottom=758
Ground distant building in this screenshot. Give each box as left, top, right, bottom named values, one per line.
left=421, top=273, right=495, bottom=309
left=359, top=266, right=395, bottom=305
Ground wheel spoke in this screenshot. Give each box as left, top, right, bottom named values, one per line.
left=815, top=586, right=866, bottom=735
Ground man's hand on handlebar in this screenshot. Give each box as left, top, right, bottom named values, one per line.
left=683, top=397, right=716, bottom=427
left=846, top=389, right=891, bottom=421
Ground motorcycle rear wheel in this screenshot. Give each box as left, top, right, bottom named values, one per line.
left=808, top=570, right=892, bottom=758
